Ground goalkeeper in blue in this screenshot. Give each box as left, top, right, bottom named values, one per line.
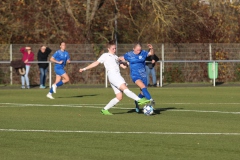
left=47, top=42, right=70, bottom=99
left=79, top=41, right=150, bottom=115
left=120, top=43, right=155, bottom=113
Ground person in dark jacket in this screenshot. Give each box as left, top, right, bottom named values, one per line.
left=37, top=45, right=52, bottom=88
left=145, top=54, right=159, bottom=87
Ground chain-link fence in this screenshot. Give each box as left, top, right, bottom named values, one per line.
left=1, top=43, right=240, bottom=87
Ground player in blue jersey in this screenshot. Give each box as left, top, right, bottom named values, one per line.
left=79, top=41, right=150, bottom=115
left=47, top=42, right=70, bottom=99
left=120, top=43, right=155, bottom=113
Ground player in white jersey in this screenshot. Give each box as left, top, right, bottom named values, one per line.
left=79, top=41, right=150, bottom=115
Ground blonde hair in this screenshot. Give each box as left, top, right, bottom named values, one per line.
left=133, top=42, right=142, bottom=48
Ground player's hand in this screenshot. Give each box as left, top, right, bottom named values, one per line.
left=152, top=60, right=155, bottom=63
left=120, top=64, right=127, bottom=69
left=118, top=56, right=125, bottom=61
left=147, top=44, right=153, bottom=50
left=119, top=60, right=129, bottom=67
left=79, top=68, right=84, bottom=73
left=24, top=59, right=28, bottom=63
left=58, top=61, right=63, bottom=64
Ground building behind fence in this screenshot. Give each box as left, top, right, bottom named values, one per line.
left=1, top=43, right=240, bottom=86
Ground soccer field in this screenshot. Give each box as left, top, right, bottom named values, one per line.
left=0, top=87, right=240, bottom=160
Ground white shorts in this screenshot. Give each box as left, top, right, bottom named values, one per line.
left=108, top=72, right=126, bottom=94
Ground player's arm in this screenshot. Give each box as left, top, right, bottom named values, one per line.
left=120, top=63, right=128, bottom=69
left=50, top=57, right=63, bottom=64
left=79, top=61, right=100, bottom=73
left=119, top=59, right=129, bottom=69
left=118, top=56, right=126, bottom=62
left=66, top=53, right=70, bottom=63
left=147, top=44, right=154, bottom=56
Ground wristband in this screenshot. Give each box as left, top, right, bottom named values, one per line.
left=83, top=68, right=86, bottom=71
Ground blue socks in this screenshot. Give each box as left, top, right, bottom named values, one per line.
left=134, top=88, right=151, bottom=108
left=142, top=88, right=151, bottom=100
left=49, top=88, right=53, bottom=94
left=138, top=93, right=144, bottom=99
left=49, top=80, right=63, bottom=94
left=135, top=93, right=145, bottom=108
left=56, top=80, right=63, bottom=87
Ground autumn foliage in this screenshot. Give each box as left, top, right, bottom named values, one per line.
left=1, top=0, right=240, bottom=44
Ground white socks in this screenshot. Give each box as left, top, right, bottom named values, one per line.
left=104, top=98, right=119, bottom=110
left=123, top=89, right=140, bottom=101
left=103, top=89, right=140, bottom=110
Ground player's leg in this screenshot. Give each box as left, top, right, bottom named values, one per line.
left=54, top=72, right=69, bottom=89
left=101, top=84, right=122, bottom=115
left=52, top=75, right=61, bottom=93
left=134, top=92, right=145, bottom=112
left=47, top=74, right=61, bottom=99
left=51, top=69, right=67, bottom=93
left=135, top=79, right=151, bottom=99
left=135, top=79, right=155, bottom=106
left=119, top=83, right=150, bottom=105
left=61, top=73, right=70, bottom=84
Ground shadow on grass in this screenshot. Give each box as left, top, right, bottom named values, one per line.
left=58, top=94, right=98, bottom=98
left=113, top=107, right=179, bottom=115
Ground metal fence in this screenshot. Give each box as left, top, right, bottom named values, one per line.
left=1, top=43, right=240, bottom=87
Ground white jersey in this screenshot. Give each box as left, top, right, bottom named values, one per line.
left=97, top=53, right=126, bottom=93
left=97, top=53, right=120, bottom=74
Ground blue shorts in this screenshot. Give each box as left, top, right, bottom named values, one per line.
left=131, top=76, right=147, bottom=87
left=55, top=68, right=66, bottom=76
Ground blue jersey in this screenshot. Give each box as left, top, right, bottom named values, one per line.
left=52, top=50, right=70, bottom=69
left=124, top=50, right=149, bottom=79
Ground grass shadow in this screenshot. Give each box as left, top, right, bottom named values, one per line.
left=58, top=94, right=98, bottom=98
left=153, top=107, right=178, bottom=114
left=114, top=107, right=179, bottom=115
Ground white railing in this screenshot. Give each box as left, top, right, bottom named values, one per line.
left=158, top=60, right=240, bottom=87
left=2, top=60, right=240, bottom=88
left=1, top=61, right=53, bottom=87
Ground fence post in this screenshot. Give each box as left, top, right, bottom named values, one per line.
left=213, top=61, right=215, bottom=87
left=105, top=68, right=108, bottom=88
left=49, top=62, right=52, bottom=87
left=160, top=61, right=163, bottom=87
left=161, top=43, right=164, bottom=75
left=209, top=43, right=212, bottom=60
left=10, top=44, right=12, bottom=85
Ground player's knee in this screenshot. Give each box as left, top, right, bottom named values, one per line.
left=63, top=77, right=70, bottom=83
left=116, top=94, right=123, bottom=101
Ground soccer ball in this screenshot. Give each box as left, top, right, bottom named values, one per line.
left=143, top=105, right=154, bottom=115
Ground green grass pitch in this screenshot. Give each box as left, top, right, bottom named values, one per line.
left=0, top=86, right=240, bottom=160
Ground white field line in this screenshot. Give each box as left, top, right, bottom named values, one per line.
left=0, top=128, right=239, bottom=135
left=171, top=110, right=240, bottom=114
left=2, top=102, right=240, bottom=106
left=0, top=103, right=240, bottom=114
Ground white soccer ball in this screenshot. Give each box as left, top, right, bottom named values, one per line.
left=143, top=105, right=154, bottom=115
